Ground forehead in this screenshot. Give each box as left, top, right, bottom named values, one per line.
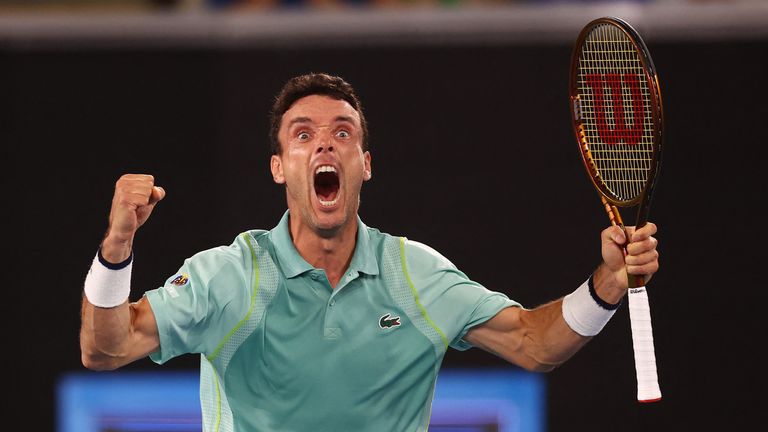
left=281, top=94, right=360, bottom=127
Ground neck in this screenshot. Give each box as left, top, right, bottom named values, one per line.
left=289, top=213, right=358, bottom=289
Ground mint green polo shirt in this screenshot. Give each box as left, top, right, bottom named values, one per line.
left=146, top=211, right=519, bottom=432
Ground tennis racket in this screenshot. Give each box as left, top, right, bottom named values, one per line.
left=569, top=17, right=663, bottom=403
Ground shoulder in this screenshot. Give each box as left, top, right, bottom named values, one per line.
left=361, top=223, right=461, bottom=279
left=184, top=230, right=269, bottom=275
left=365, top=226, right=454, bottom=266
left=377, top=230, right=459, bottom=274
left=402, top=238, right=457, bottom=271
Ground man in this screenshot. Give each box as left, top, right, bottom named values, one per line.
left=80, top=73, right=660, bottom=431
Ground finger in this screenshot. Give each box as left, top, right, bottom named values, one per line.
left=631, top=222, right=657, bottom=242
left=116, top=174, right=155, bottom=187
left=626, top=235, right=658, bottom=255
left=149, top=186, right=166, bottom=205
left=625, top=248, right=659, bottom=267
left=120, top=173, right=155, bottom=183
left=624, top=225, right=636, bottom=241
left=116, top=175, right=154, bottom=194
left=115, top=184, right=152, bottom=203
left=116, top=176, right=158, bottom=203
left=119, top=191, right=153, bottom=208
left=627, top=258, right=659, bottom=276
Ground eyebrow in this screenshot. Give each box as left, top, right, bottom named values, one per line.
left=333, top=115, right=357, bottom=125
left=287, top=115, right=358, bottom=128
left=287, top=116, right=312, bottom=127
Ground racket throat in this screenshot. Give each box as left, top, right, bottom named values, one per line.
left=601, top=195, right=625, bottom=228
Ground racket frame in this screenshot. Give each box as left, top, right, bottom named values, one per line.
left=569, top=16, right=664, bottom=287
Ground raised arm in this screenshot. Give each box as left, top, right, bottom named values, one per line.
left=464, top=223, right=659, bottom=372
left=80, top=174, right=165, bottom=371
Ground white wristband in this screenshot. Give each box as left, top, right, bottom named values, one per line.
left=83, top=250, right=132, bottom=308
left=562, top=276, right=620, bottom=336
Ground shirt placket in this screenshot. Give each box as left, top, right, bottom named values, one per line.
left=322, top=269, right=360, bottom=339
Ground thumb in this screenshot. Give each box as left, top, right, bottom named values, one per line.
left=149, top=186, right=166, bottom=205
left=604, top=225, right=626, bottom=246
left=601, top=225, right=629, bottom=274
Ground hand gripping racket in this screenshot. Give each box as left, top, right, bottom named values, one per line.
left=569, top=17, right=663, bottom=402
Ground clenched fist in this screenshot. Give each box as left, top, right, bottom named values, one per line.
left=101, top=174, right=165, bottom=263
left=593, top=222, right=659, bottom=304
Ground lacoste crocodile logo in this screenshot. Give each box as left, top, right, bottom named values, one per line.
left=379, top=313, right=401, bottom=329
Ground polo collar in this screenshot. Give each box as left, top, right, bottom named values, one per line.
left=269, top=210, right=380, bottom=279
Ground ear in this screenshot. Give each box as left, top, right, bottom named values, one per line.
left=271, top=155, right=285, bottom=184
left=363, top=151, right=372, bottom=181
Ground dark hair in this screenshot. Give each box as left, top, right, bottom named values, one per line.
left=269, top=73, right=369, bottom=155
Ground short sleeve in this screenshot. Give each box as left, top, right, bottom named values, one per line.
left=403, top=240, right=520, bottom=351
left=145, top=236, right=252, bottom=364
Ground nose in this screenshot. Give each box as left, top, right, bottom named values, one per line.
left=316, top=130, right=334, bottom=153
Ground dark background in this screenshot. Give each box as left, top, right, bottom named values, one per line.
left=4, top=38, right=766, bottom=430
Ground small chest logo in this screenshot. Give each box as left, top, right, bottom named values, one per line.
left=170, top=274, right=189, bottom=286
left=379, top=313, right=401, bottom=329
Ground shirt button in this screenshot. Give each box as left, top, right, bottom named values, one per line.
left=311, top=273, right=320, bottom=281
left=329, top=300, right=336, bottom=307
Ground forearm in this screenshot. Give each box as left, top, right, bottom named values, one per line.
left=468, top=275, right=620, bottom=372
left=80, top=299, right=133, bottom=370
left=465, top=300, right=591, bottom=372
left=517, top=300, right=590, bottom=371
left=519, top=263, right=627, bottom=370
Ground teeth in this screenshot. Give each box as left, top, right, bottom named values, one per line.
left=315, top=165, right=336, bottom=174
left=319, top=196, right=339, bottom=207
left=319, top=199, right=338, bottom=206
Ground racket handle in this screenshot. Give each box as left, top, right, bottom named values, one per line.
left=628, top=286, right=662, bottom=402
left=627, top=273, right=645, bottom=288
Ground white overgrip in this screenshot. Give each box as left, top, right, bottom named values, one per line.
left=628, top=286, right=662, bottom=402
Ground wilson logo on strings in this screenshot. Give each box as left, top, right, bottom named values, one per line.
left=585, top=73, right=645, bottom=146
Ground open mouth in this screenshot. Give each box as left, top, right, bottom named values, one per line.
left=314, top=165, right=340, bottom=207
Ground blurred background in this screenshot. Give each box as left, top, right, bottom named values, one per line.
left=2, top=0, right=766, bottom=431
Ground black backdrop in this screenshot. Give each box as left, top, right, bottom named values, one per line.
left=4, top=39, right=766, bottom=431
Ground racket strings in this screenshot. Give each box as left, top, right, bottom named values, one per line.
left=577, top=23, right=655, bottom=202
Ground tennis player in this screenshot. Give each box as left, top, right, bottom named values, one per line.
left=80, top=73, right=659, bottom=431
